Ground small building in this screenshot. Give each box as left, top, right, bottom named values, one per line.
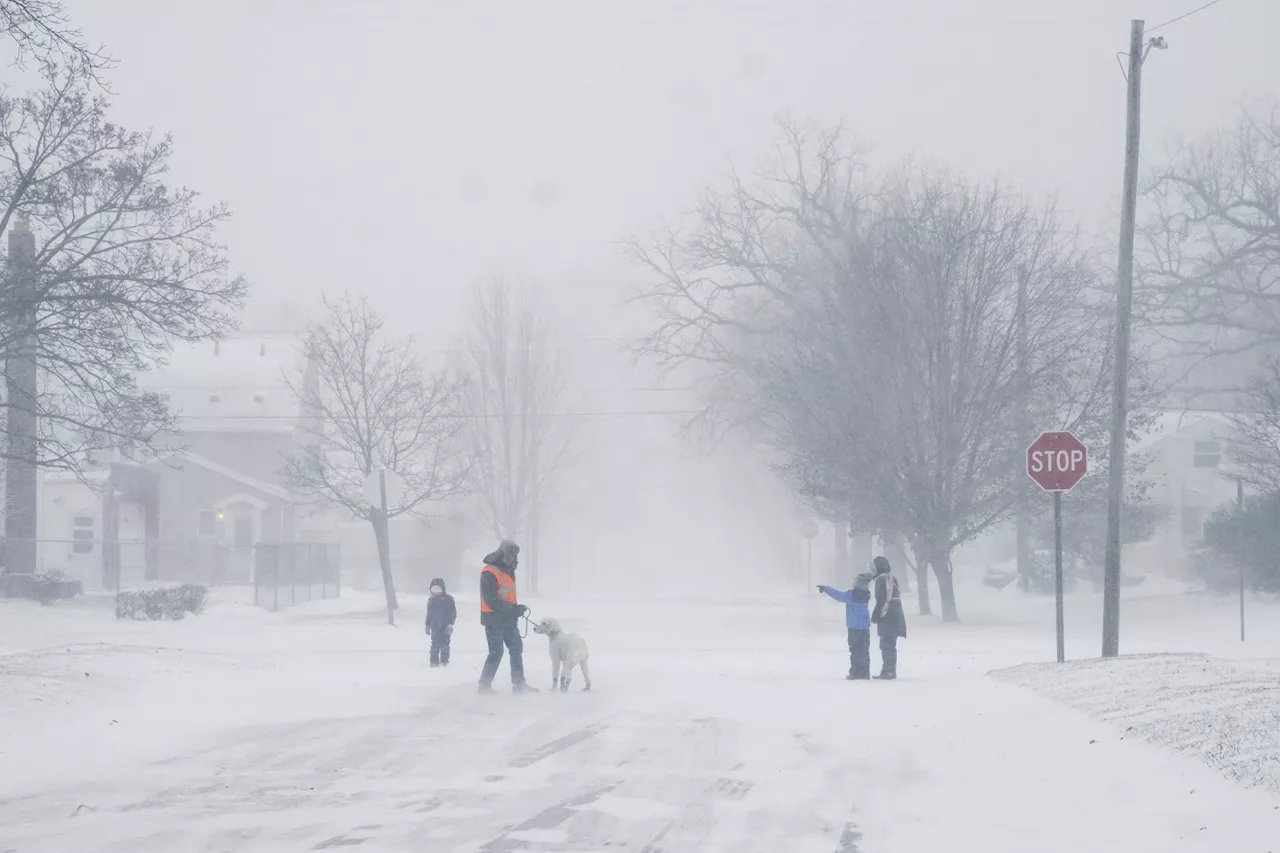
left=1125, top=409, right=1243, bottom=578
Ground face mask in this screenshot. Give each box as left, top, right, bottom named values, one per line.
left=430, top=586, right=442, bottom=595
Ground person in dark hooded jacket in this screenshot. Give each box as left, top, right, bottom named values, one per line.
left=869, top=555, right=907, bottom=680
left=425, top=577, right=457, bottom=667
left=477, top=539, right=536, bottom=693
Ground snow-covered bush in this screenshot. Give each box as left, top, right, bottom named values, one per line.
left=115, top=585, right=209, bottom=620
left=0, top=571, right=82, bottom=604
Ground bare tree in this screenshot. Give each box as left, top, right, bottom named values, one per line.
left=1, top=2, right=111, bottom=80
left=460, top=275, right=573, bottom=593
left=1, top=63, right=243, bottom=572
left=632, top=119, right=1117, bottom=621
left=1227, top=358, right=1280, bottom=492
left=284, top=294, right=468, bottom=623
left=0, top=63, right=245, bottom=465
left=1137, top=107, right=1280, bottom=394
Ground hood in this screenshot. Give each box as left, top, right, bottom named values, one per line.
left=429, top=577, right=447, bottom=594
left=873, top=556, right=892, bottom=575
left=483, top=552, right=517, bottom=574
left=853, top=572, right=875, bottom=591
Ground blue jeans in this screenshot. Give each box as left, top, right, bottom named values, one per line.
left=480, top=622, right=525, bottom=686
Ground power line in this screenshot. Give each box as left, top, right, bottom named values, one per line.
left=1148, top=0, right=1227, bottom=32
left=167, top=409, right=705, bottom=421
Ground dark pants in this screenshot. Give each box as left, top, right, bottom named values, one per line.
left=879, top=634, right=898, bottom=676
left=429, top=630, right=451, bottom=665
left=479, top=622, right=525, bottom=686
left=847, top=629, right=871, bottom=679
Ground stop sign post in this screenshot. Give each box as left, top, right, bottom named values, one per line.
left=1026, top=431, right=1089, bottom=664
left=801, top=520, right=820, bottom=587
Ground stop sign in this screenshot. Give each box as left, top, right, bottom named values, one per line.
left=1026, top=431, right=1089, bottom=492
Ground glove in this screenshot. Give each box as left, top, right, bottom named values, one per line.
left=816, top=585, right=826, bottom=593
left=425, top=625, right=432, bottom=635
left=514, top=604, right=529, bottom=617
left=445, top=624, right=454, bottom=636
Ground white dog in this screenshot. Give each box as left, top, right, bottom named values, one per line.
left=531, top=617, right=592, bottom=692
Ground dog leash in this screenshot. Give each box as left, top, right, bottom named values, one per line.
left=518, top=608, right=536, bottom=639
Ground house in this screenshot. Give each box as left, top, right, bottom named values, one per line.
left=1125, top=409, right=1243, bottom=578
left=37, top=331, right=474, bottom=593
left=37, top=334, right=325, bottom=590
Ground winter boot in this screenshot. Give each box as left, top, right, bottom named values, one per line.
left=430, top=661, right=441, bottom=668
left=873, top=671, right=897, bottom=681
left=513, top=682, right=540, bottom=694
left=478, top=683, right=497, bottom=694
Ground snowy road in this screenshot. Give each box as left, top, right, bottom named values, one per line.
left=2, top=591, right=1279, bottom=852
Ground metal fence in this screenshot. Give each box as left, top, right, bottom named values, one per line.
left=1, top=537, right=247, bottom=592
left=254, top=542, right=341, bottom=611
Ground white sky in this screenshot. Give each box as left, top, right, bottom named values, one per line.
left=63, top=0, right=1280, bottom=342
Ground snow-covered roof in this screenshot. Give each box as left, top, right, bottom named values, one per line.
left=138, top=336, right=304, bottom=433
left=145, top=451, right=292, bottom=502
left=1131, top=409, right=1236, bottom=455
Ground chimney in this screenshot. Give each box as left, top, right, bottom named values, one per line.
left=8, top=213, right=34, bottom=258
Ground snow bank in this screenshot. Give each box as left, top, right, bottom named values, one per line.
left=993, top=653, right=1280, bottom=794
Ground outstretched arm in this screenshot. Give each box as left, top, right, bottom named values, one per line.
left=818, top=585, right=854, bottom=604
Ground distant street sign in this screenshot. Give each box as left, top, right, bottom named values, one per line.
left=1026, top=431, right=1089, bottom=493
left=801, top=520, right=820, bottom=540
left=362, top=469, right=405, bottom=511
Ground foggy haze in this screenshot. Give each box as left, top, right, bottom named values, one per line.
left=4, top=1, right=1280, bottom=850
left=49, top=0, right=1277, bottom=591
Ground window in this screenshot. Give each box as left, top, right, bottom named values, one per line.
left=1193, top=440, right=1221, bottom=469
left=72, top=515, right=94, bottom=553
left=253, top=392, right=266, bottom=403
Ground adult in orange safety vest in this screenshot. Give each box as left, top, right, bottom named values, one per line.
left=477, top=539, right=536, bottom=693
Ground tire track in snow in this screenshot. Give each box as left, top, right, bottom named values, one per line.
left=834, top=822, right=864, bottom=852
left=509, top=722, right=610, bottom=769
left=478, top=781, right=621, bottom=851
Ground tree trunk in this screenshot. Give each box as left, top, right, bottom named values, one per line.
left=915, top=560, right=932, bottom=616
left=372, top=510, right=398, bottom=624
left=931, top=554, right=960, bottom=622
left=889, top=540, right=912, bottom=593
left=909, top=538, right=931, bottom=615
left=833, top=520, right=848, bottom=585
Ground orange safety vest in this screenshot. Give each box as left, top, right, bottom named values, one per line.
left=480, top=564, right=518, bottom=614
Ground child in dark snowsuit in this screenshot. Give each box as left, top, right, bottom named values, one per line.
left=425, top=577, right=457, bottom=667
left=817, top=572, right=875, bottom=680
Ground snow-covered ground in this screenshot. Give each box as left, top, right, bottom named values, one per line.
left=995, top=654, right=1280, bottom=794
left=1, top=581, right=1278, bottom=852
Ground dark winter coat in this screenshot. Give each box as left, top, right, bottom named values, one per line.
left=480, top=550, right=520, bottom=627
left=818, top=575, right=872, bottom=630
left=425, top=577, right=457, bottom=634
left=871, top=565, right=908, bottom=639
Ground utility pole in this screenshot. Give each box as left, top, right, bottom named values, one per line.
left=528, top=428, right=540, bottom=596
left=4, top=215, right=39, bottom=576
left=1015, top=265, right=1031, bottom=591
left=1102, top=20, right=1162, bottom=658
left=1237, top=477, right=1245, bottom=642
